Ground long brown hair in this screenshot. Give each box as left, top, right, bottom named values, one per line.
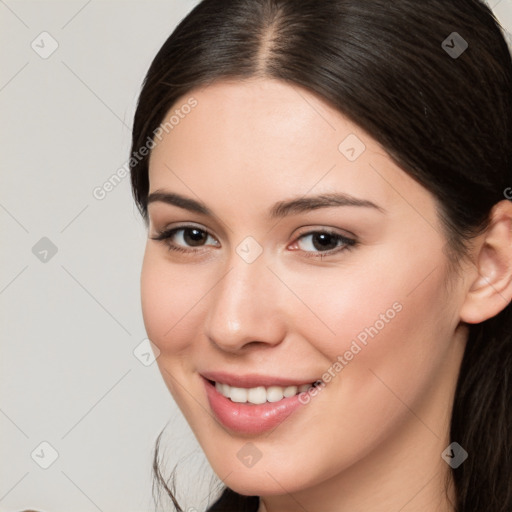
left=130, top=1, right=512, bottom=510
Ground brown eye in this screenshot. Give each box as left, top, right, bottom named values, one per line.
left=295, top=230, right=356, bottom=255
left=151, top=225, right=220, bottom=253
left=182, top=228, right=209, bottom=246
left=310, top=233, right=340, bottom=251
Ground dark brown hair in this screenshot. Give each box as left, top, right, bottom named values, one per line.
left=130, top=1, right=512, bottom=510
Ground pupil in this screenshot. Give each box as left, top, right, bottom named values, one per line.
left=313, top=233, right=337, bottom=251
left=185, top=228, right=207, bottom=246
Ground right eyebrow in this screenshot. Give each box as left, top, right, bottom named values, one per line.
left=147, top=191, right=211, bottom=216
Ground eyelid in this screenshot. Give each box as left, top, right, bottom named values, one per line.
left=151, top=223, right=358, bottom=258
left=290, top=228, right=357, bottom=257
left=151, top=223, right=220, bottom=246
left=293, top=225, right=357, bottom=240
left=152, top=221, right=217, bottom=239
left=151, top=224, right=354, bottom=243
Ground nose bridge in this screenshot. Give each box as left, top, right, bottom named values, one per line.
left=204, top=247, right=286, bottom=351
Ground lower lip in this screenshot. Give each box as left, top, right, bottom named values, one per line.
left=203, top=378, right=307, bottom=434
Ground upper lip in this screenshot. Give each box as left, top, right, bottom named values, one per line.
left=200, top=371, right=316, bottom=388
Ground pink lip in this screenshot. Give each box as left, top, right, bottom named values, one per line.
left=202, top=376, right=311, bottom=435
left=200, top=370, right=315, bottom=388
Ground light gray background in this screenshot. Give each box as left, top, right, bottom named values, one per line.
left=1, top=1, right=511, bottom=511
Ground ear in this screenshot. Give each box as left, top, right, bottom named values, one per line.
left=459, top=199, right=512, bottom=324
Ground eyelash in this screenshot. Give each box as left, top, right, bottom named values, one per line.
left=150, top=225, right=357, bottom=259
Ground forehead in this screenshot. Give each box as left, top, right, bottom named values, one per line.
left=147, top=78, right=434, bottom=220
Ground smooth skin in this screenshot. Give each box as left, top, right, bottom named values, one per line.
left=141, top=78, right=512, bottom=512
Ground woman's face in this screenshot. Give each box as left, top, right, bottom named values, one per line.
left=142, top=78, right=468, bottom=498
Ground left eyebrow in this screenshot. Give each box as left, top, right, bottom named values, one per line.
left=268, top=193, right=385, bottom=219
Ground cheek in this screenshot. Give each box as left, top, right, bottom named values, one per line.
left=254, top=250, right=455, bottom=480
left=140, top=248, right=206, bottom=354
left=282, top=239, right=454, bottom=394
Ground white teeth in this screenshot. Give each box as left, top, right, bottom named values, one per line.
left=214, top=381, right=312, bottom=404
left=283, top=385, right=298, bottom=397
left=229, top=386, right=248, bottom=403
left=266, top=386, right=284, bottom=402
left=247, top=386, right=267, bottom=404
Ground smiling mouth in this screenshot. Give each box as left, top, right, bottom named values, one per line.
left=207, top=379, right=317, bottom=405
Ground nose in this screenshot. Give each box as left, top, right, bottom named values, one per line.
left=203, top=249, right=288, bottom=353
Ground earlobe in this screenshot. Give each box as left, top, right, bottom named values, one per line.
left=459, top=199, right=512, bottom=324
